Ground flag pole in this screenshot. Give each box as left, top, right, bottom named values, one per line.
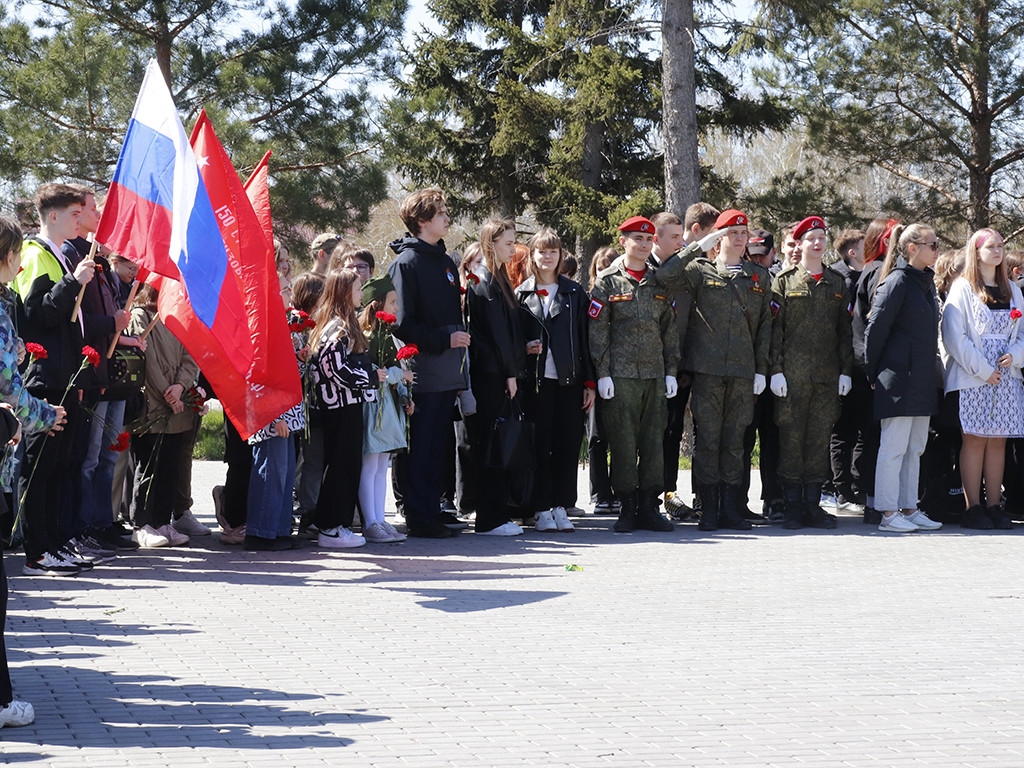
left=106, top=279, right=141, bottom=359
left=70, top=235, right=98, bottom=323
left=137, top=311, right=160, bottom=342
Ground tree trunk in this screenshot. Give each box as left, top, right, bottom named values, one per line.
left=153, top=0, right=173, bottom=91
left=968, top=0, right=991, bottom=231
left=577, top=117, right=605, bottom=265
left=662, top=0, right=700, bottom=215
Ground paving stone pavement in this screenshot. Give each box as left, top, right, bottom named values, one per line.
left=4, top=461, right=1024, bottom=767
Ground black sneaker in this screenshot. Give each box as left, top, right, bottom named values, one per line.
left=439, top=511, right=469, bottom=530
left=407, top=520, right=462, bottom=538
left=99, top=522, right=140, bottom=550
left=22, top=551, right=82, bottom=577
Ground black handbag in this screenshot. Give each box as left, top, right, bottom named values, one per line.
left=484, top=396, right=534, bottom=470
left=104, top=346, right=146, bottom=400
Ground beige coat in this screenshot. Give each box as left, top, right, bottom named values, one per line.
left=128, top=307, right=200, bottom=434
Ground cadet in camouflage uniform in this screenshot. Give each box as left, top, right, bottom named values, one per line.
left=589, top=216, right=680, bottom=533
left=768, top=216, right=855, bottom=529
left=655, top=209, right=772, bottom=531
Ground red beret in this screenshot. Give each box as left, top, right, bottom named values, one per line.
left=618, top=216, right=655, bottom=234
left=714, top=209, right=748, bottom=229
left=794, top=216, right=826, bottom=240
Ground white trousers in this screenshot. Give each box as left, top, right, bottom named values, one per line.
left=874, top=416, right=930, bottom=512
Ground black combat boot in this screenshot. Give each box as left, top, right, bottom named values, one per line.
left=613, top=491, right=638, bottom=533
left=782, top=483, right=803, bottom=530
left=986, top=503, right=1013, bottom=530
left=636, top=489, right=674, bottom=531
left=802, top=483, right=837, bottom=529
left=718, top=484, right=753, bottom=530
left=697, top=484, right=720, bottom=531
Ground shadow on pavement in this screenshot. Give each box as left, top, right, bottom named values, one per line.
left=0, top=668, right=380, bottom=754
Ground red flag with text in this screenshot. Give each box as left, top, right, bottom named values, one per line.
left=186, top=112, right=300, bottom=438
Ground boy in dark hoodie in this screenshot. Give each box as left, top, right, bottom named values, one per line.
left=386, top=189, right=470, bottom=538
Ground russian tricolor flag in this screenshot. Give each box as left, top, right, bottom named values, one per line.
left=97, top=61, right=235, bottom=330
left=97, top=60, right=300, bottom=439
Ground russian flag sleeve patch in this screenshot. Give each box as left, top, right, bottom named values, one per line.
left=588, top=298, right=605, bottom=319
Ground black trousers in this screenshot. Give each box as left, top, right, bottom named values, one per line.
left=131, top=431, right=185, bottom=529
left=830, top=372, right=871, bottom=498
left=403, top=389, right=457, bottom=530
left=222, top=413, right=253, bottom=528
left=20, top=394, right=82, bottom=560
left=471, top=374, right=517, bottom=532
left=523, top=379, right=584, bottom=512
left=454, top=413, right=478, bottom=513
left=588, top=401, right=614, bottom=504
left=743, top=390, right=782, bottom=502
left=663, top=374, right=692, bottom=493
left=315, top=406, right=363, bottom=531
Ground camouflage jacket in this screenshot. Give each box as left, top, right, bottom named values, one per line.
left=588, top=259, right=680, bottom=380
left=672, top=257, right=772, bottom=379
left=768, top=263, right=854, bottom=384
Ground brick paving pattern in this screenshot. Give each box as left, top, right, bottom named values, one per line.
left=4, top=462, right=1024, bottom=766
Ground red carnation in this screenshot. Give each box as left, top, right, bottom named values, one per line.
left=1012, top=308, right=1022, bottom=321
left=583, top=380, right=596, bottom=390
left=460, top=287, right=467, bottom=294
left=376, top=311, right=397, bottom=324
left=396, top=344, right=419, bottom=361
left=82, top=346, right=100, bottom=367
left=466, top=273, right=480, bottom=285
left=25, top=342, right=47, bottom=360
left=536, top=289, right=549, bottom=297
left=108, top=431, right=130, bottom=452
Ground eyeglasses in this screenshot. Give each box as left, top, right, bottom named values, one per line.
left=913, top=241, right=939, bottom=252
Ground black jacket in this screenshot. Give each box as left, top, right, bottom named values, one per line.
left=852, top=259, right=883, bottom=373
left=15, top=237, right=87, bottom=396
left=466, top=269, right=526, bottom=379
left=516, top=275, right=596, bottom=387
left=65, top=240, right=120, bottom=389
left=387, top=236, right=469, bottom=393
left=864, top=259, right=940, bottom=419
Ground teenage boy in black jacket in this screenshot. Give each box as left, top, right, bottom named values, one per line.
left=387, top=189, right=470, bottom=538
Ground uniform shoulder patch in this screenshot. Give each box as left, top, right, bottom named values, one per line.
left=588, top=298, right=605, bottom=318
left=770, top=300, right=780, bottom=317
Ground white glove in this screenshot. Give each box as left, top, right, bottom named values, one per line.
left=838, top=374, right=852, bottom=397
left=753, top=373, right=766, bottom=395
left=665, top=375, right=678, bottom=399
left=770, top=372, right=788, bottom=397
left=696, top=229, right=727, bottom=253
left=597, top=377, right=615, bottom=400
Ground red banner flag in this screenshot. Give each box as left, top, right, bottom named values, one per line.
left=187, top=111, right=300, bottom=438
left=244, top=150, right=273, bottom=249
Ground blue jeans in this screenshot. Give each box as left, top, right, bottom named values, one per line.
left=246, top=434, right=295, bottom=539
left=78, top=399, right=126, bottom=533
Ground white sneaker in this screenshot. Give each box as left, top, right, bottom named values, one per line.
left=318, top=526, right=365, bottom=548
left=381, top=520, right=406, bottom=542
left=0, top=699, right=34, bottom=727
left=157, top=524, right=189, bottom=547
left=903, top=509, right=942, bottom=530
left=22, top=551, right=81, bottom=577
left=363, top=522, right=396, bottom=543
left=878, top=512, right=919, bottom=532
left=133, top=525, right=170, bottom=548
left=552, top=507, right=575, bottom=532
left=478, top=521, right=523, bottom=536
left=174, top=510, right=212, bottom=536
left=534, top=510, right=557, bottom=532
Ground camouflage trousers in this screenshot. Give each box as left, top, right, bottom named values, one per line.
left=602, top=377, right=666, bottom=495
left=775, top=379, right=840, bottom=484
left=691, top=373, right=754, bottom=486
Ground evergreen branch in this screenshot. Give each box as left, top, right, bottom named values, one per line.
left=989, top=145, right=1024, bottom=175
left=275, top=145, right=379, bottom=171
left=892, top=86, right=971, bottom=165
left=875, top=159, right=960, bottom=204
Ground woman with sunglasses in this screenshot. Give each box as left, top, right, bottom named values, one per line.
left=864, top=223, right=943, bottom=532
